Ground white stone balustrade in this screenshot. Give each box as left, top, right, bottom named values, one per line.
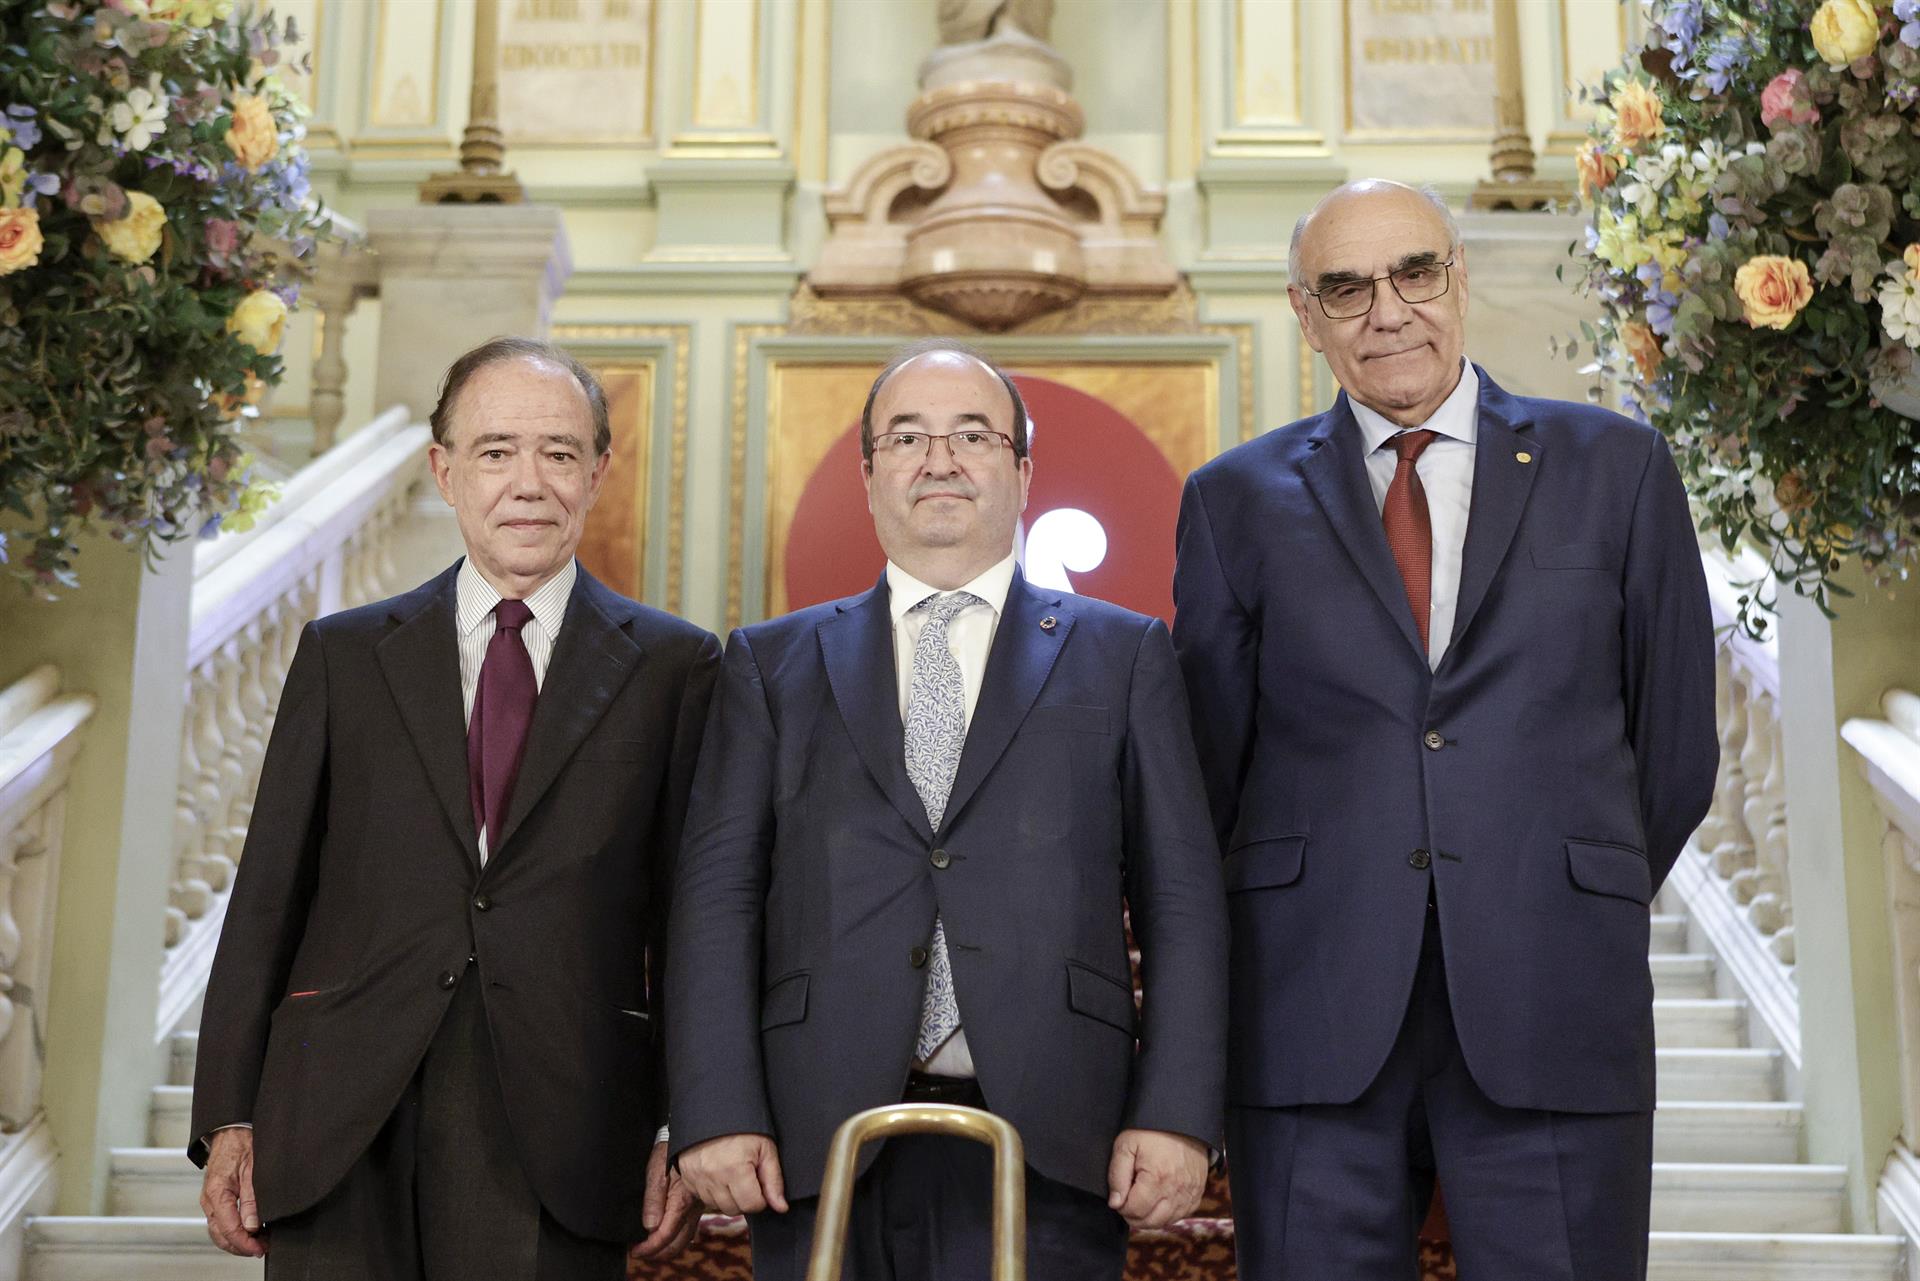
left=160, top=413, right=431, bottom=1033
left=0, top=668, right=96, bottom=1231
left=306, top=216, right=379, bottom=455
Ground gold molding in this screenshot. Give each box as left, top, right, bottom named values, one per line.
left=689, top=0, right=762, bottom=132
left=367, top=0, right=445, bottom=130
left=1231, top=0, right=1304, bottom=127
left=728, top=322, right=784, bottom=630
left=551, top=323, right=693, bottom=613
left=788, top=283, right=1205, bottom=337
left=1298, top=333, right=1316, bottom=422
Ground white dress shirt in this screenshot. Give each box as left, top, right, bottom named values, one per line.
left=886, top=552, right=1019, bottom=1078
left=456, top=557, right=574, bottom=864
left=1349, top=359, right=1479, bottom=670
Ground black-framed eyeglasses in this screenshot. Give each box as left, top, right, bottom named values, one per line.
left=1303, top=257, right=1455, bottom=320
left=870, top=430, right=1018, bottom=464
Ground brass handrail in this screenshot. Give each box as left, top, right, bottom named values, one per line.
left=804, top=1103, right=1026, bottom=1281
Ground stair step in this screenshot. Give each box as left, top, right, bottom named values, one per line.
left=24, top=1217, right=259, bottom=1280
left=1650, top=914, right=1690, bottom=954
left=1656, top=998, right=1748, bottom=1048
left=1648, top=1163, right=1848, bottom=1233
left=1651, top=954, right=1718, bottom=999
left=1656, top=1047, right=1782, bottom=1102
left=168, top=1032, right=197, bottom=1088
left=1654, top=1102, right=1803, bottom=1164
left=147, top=1087, right=192, bottom=1151
left=106, top=1151, right=206, bottom=1218
left=1645, top=1231, right=1906, bottom=1280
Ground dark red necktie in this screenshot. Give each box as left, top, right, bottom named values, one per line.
left=1382, top=429, right=1439, bottom=651
left=468, top=598, right=537, bottom=849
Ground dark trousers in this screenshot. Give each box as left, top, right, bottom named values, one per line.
left=264, top=971, right=626, bottom=1281
left=1228, top=909, right=1653, bottom=1281
left=748, top=1085, right=1127, bottom=1281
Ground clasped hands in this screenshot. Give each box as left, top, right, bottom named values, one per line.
left=199, top=1129, right=700, bottom=1261
left=677, top=1126, right=1207, bottom=1230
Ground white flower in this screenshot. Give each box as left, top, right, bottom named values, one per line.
left=1878, top=261, right=1920, bottom=349
left=110, top=77, right=169, bottom=152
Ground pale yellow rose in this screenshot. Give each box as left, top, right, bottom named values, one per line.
left=1734, top=254, right=1815, bottom=329
left=1619, top=320, right=1664, bottom=382
left=1576, top=144, right=1621, bottom=201
left=1610, top=81, right=1666, bottom=149
left=92, top=190, right=167, bottom=264
left=0, top=207, right=42, bottom=275
left=1811, top=0, right=1880, bottom=67
left=224, top=94, right=278, bottom=172
left=0, top=148, right=23, bottom=208
left=1902, top=243, right=1920, bottom=280
left=226, top=289, right=288, bottom=354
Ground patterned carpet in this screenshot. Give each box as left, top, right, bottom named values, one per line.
left=639, top=1191, right=1460, bottom=1280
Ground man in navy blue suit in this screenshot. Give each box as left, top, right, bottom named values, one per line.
left=1173, top=180, right=1718, bottom=1280
left=668, top=342, right=1228, bottom=1280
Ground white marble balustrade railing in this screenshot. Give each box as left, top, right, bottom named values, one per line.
left=160, top=412, right=431, bottom=1037
left=1668, top=545, right=1801, bottom=1065
left=0, top=667, right=96, bottom=1224
left=1839, top=689, right=1920, bottom=1258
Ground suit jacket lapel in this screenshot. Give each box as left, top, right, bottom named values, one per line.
left=1299, top=394, right=1428, bottom=661
left=941, top=573, right=1072, bottom=835
left=819, top=576, right=935, bottom=845
left=1444, top=372, right=1541, bottom=662
left=487, top=568, right=643, bottom=865
left=376, top=565, right=479, bottom=863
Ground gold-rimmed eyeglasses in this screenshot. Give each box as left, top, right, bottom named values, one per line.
left=870, top=430, right=1019, bottom=465
left=1303, top=257, right=1456, bottom=320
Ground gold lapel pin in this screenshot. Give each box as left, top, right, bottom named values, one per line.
left=1039, top=616, right=1058, bottom=631
left=1515, top=451, right=1533, bottom=464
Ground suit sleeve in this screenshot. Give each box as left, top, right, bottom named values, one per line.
left=665, top=629, right=779, bottom=1162
left=1172, top=473, right=1260, bottom=852
left=1622, top=433, right=1719, bottom=890
left=187, top=621, right=330, bottom=1166
left=1120, top=619, right=1230, bottom=1149
left=647, top=629, right=723, bottom=1125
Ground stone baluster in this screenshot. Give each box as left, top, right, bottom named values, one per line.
left=1708, top=671, right=1756, bottom=881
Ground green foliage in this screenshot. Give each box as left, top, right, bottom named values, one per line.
left=1573, top=0, right=1920, bottom=635
left=0, top=1, right=329, bottom=595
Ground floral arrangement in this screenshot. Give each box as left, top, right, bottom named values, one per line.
left=0, top=0, right=326, bottom=594
left=1573, top=0, right=1920, bottom=633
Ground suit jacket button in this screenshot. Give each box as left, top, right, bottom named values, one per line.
left=438, top=970, right=459, bottom=990
left=910, top=946, right=930, bottom=968
left=1423, top=730, right=1445, bottom=751
left=473, top=895, right=491, bottom=912
left=930, top=848, right=951, bottom=870
left=1409, top=848, right=1432, bottom=870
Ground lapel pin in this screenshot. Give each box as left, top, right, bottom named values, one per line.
left=1515, top=451, right=1533, bottom=464
left=1039, top=616, right=1058, bottom=631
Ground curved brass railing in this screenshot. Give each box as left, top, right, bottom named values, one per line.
left=804, top=1103, right=1026, bottom=1281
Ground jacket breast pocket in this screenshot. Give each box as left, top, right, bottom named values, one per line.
left=1065, top=961, right=1136, bottom=1035
left=1565, top=838, right=1652, bottom=904
left=1224, top=834, right=1306, bottom=892
left=760, top=971, right=810, bottom=1030
left=1531, top=540, right=1622, bottom=571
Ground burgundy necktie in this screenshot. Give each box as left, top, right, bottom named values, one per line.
left=468, top=598, right=537, bottom=850
left=1382, top=429, right=1439, bottom=651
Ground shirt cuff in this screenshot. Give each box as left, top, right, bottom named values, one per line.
left=654, top=1125, right=670, bottom=1145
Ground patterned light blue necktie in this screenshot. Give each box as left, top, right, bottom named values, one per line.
left=905, top=591, right=981, bottom=1063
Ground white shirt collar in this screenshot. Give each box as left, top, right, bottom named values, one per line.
left=456, top=558, right=577, bottom=637
left=1350, top=358, right=1480, bottom=454
left=886, top=553, right=1018, bottom=625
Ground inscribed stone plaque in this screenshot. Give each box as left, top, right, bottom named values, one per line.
left=499, top=0, right=655, bottom=145
left=1344, top=0, right=1495, bottom=139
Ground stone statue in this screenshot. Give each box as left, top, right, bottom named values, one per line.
left=920, top=0, right=1071, bottom=91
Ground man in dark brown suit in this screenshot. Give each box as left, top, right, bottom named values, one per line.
left=190, top=337, right=719, bottom=1279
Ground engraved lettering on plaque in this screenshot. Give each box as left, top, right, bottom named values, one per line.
left=499, top=0, right=655, bottom=144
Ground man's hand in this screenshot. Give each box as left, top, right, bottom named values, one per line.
left=629, top=1140, right=701, bottom=1262
left=676, top=1133, right=788, bottom=1217
left=200, top=1128, right=267, bottom=1258
left=1106, top=1129, right=1208, bottom=1230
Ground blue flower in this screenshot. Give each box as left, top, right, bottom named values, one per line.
left=1661, top=0, right=1705, bottom=63
left=1708, top=212, right=1731, bottom=240
left=3, top=105, right=40, bottom=151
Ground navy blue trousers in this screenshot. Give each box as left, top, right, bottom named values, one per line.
left=1228, top=910, right=1653, bottom=1281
